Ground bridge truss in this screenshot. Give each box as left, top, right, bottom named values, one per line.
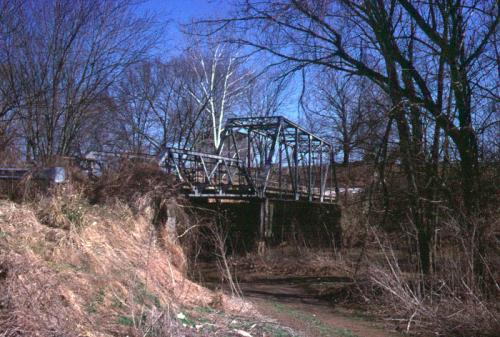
left=159, top=116, right=338, bottom=202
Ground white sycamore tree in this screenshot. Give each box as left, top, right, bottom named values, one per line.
left=189, top=44, right=250, bottom=150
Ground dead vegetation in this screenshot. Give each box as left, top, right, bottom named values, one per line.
left=363, top=224, right=499, bottom=337
left=88, top=162, right=178, bottom=205
left=335, top=204, right=499, bottom=337
left=228, top=246, right=350, bottom=282
left=1, top=160, right=496, bottom=337
left=0, top=165, right=272, bottom=337
left=221, top=201, right=499, bottom=337
left=0, top=199, right=214, bottom=336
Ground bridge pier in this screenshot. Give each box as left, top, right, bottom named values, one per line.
left=190, top=198, right=341, bottom=255
left=258, top=198, right=273, bottom=254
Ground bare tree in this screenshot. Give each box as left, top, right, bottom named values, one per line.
left=113, top=56, right=214, bottom=153
left=3, top=0, right=159, bottom=162
left=305, top=72, right=386, bottom=165
left=199, top=0, right=499, bottom=276
left=187, top=44, right=251, bottom=150
left=114, top=62, right=159, bottom=153
left=0, top=0, right=23, bottom=151
left=241, top=72, right=290, bottom=118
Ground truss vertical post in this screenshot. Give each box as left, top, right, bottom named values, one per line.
left=247, top=129, right=251, bottom=170
left=284, top=135, right=295, bottom=194
left=261, top=123, right=281, bottom=197
left=278, top=141, right=282, bottom=199
left=331, top=148, right=340, bottom=202
left=231, top=132, right=240, bottom=161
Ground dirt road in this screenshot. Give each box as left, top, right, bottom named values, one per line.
left=236, top=277, right=401, bottom=337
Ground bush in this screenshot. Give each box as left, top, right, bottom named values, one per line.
left=365, top=225, right=499, bottom=337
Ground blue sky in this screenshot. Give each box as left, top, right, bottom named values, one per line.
left=140, top=0, right=231, bottom=51
left=138, top=0, right=302, bottom=121
left=145, top=0, right=229, bottom=19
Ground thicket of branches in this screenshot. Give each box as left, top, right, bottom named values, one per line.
left=196, top=0, right=499, bottom=281
left=0, top=1, right=498, bottom=331
left=191, top=1, right=499, bottom=334
left=0, top=0, right=291, bottom=163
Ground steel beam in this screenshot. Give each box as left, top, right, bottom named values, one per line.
left=158, top=115, right=337, bottom=203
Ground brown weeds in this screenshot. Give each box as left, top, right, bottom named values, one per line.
left=0, top=187, right=252, bottom=336
left=367, top=226, right=499, bottom=337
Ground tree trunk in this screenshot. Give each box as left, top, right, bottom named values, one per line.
left=456, top=130, right=486, bottom=284
left=342, top=144, right=350, bottom=165
left=418, top=227, right=431, bottom=276
left=457, top=132, right=480, bottom=218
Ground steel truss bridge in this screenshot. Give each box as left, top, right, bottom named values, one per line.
left=158, top=116, right=338, bottom=203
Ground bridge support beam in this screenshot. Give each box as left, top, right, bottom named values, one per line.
left=258, top=198, right=274, bottom=254
left=190, top=198, right=341, bottom=255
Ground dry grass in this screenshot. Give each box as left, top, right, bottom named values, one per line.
left=229, top=208, right=499, bottom=337
left=229, top=245, right=352, bottom=281
left=0, top=187, right=255, bottom=336
left=364, top=224, right=500, bottom=337
left=88, top=162, right=178, bottom=206
left=337, top=199, right=500, bottom=336
left=0, top=142, right=21, bottom=166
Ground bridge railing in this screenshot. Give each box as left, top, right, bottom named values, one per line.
left=157, top=147, right=255, bottom=197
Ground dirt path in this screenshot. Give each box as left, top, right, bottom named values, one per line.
left=236, top=278, right=401, bottom=337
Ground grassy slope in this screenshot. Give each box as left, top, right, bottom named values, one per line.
left=0, top=195, right=259, bottom=336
